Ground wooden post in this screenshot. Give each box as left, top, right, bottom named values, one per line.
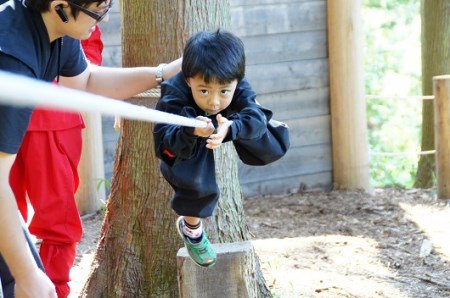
left=327, top=0, right=370, bottom=190
left=177, top=241, right=257, bottom=298
left=433, top=75, right=450, bottom=199
left=75, top=113, right=106, bottom=215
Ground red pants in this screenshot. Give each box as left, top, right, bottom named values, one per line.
left=9, top=127, right=83, bottom=298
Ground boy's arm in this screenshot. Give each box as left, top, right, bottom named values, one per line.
left=0, top=153, right=56, bottom=298
left=225, top=79, right=269, bottom=141
left=154, top=78, right=215, bottom=162
left=154, top=109, right=209, bottom=162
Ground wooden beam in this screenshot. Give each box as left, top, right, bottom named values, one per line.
left=433, top=75, right=450, bottom=199
left=327, top=0, right=370, bottom=189
left=75, top=113, right=106, bottom=215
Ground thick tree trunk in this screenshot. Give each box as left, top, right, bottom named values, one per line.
left=210, top=145, right=271, bottom=297
left=415, top=0, right=450, bottom=188
left=81, top=97, right=180, bottom=297
left=82, top=1, right=270, bottom=297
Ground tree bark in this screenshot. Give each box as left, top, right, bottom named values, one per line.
left=415, top=0, right=450, bottom=188
left=81, top=99, right=180, bottom=297
left=81, top=1, right=270, bottom=297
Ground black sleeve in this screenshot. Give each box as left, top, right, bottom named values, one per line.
left=224, top=78, right=269, bottom=142
left=153, top=80, right=205, bottom=165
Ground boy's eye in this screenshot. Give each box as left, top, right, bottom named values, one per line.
left=200, top=89, right=208, bottom=95
left=221, top=90, right=231, bottom=95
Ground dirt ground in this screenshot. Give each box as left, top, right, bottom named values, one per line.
left=70, top=188, right=450, bottom=298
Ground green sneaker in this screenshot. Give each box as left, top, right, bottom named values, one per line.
left=176, top=217, right=217, bottom=267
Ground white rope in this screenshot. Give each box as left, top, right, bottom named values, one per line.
left=370, top=150, right=436, bottom=157
left=0, top=70, right=207, bottom=128
left=365, top=94, right=434, bottom=101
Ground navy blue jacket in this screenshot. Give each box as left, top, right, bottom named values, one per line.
left=154, top=73, right=272, bottom=217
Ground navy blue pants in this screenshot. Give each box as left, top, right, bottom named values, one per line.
left=160, top=148, right=220, bottom=218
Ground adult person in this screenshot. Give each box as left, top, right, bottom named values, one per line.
left=0, top=0, right=180, bottom=297
left=9, top=25, right=103, bottom=298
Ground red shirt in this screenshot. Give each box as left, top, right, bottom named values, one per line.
left=27, top=26, right=103, bottom=131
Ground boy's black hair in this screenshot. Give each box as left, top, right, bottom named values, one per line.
left=182, top=29, right=246, bottom=84
left=26, top=0, right=107, bottom=19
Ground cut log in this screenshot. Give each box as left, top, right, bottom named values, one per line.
left=177, top=241, right=258, bottom=298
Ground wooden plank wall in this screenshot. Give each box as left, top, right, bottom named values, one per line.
left=231, top=0, right=332, bottom=197
left=99, top=0, right=333, bottom=197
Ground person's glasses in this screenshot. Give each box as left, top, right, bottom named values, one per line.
left=68, top=1, right=112, bottom=22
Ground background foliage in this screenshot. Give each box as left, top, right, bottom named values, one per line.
left=363, top=0, right=422, bottom=187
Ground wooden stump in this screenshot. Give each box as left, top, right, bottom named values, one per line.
left=177, top=241, right=257, bottom=298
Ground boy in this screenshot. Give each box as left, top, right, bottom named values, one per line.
left=154, top=30, right=274, bottom=267
left=0, top=0, right=180, bottom=296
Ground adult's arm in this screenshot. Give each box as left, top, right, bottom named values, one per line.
left=59, top=57, right=182, bottom=100
left=0, top=152, right=56, bottom=298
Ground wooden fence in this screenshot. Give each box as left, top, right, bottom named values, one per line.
left=433, top=75, right=450, bottom=199
left=367, top=75, right=450, bottom=200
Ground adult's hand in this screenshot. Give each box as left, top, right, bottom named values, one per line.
left=15, top=268, right=56, bottom=298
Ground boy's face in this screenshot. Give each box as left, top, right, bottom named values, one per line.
left=186, top=74, right=238, bottom=116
